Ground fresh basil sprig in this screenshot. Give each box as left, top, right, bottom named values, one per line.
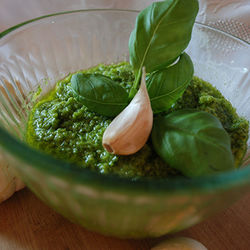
left=128, top=0, right=199, bottom=98
left=71, top=0, right=199, bottom=116
left=71, top=73, right=129, bottom=117
left=152, top=110, right=235, bottom=177
left=147, top=53, right=194, bottom=113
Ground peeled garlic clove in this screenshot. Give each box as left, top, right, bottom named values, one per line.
left=151, top=237, right=207, bottom=250
left=102, top=67, right=153, bottom=155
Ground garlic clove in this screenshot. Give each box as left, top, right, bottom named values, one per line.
left=151, top=237, right=207, bottom=250
left=0, top=154, right=25, bottom=203
left=102, top=67, right=153, bottom=155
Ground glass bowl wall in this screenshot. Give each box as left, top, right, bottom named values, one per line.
left=0, top=10, right=249, bottom=238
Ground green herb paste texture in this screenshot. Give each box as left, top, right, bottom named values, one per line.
left=26, top=62, right=249, bottom=179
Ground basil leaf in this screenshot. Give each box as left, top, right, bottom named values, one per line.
left=152, top=110, right=235, bottom=177
left=129, top=0, right=199, bottom=76
left=147, top=53, right=194, bottom=113
left=71, top=73, right=129, bottom=117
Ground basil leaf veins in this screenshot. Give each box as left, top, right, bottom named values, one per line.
left=129, top=0, right=199, bottom=77
left=147, top=52, right=194, bottom=113
left=152, top=110, right=235, bottom=177
left=71, top=73, right=129, bottom=117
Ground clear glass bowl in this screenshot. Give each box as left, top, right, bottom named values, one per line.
left=0, top=10, right=249, bottom=238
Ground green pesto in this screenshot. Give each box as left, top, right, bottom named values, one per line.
left=26, top=62, right=249, bottom=179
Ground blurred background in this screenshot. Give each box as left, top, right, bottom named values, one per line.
left=0, top=0, right=249, bottom=42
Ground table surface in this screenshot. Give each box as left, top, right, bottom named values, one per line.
left=0, top=188, right=249, bottom=250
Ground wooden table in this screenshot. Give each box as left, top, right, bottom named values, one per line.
left=0, top=188, right=249, bottom=250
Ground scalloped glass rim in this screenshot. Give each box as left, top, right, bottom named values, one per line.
left=0, top=9, right=249, bottom=194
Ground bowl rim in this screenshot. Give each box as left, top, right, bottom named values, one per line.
left=0, top=9, right=249, bottom=195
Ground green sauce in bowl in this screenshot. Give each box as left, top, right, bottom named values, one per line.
left=26, top=62, right=249, bottom=179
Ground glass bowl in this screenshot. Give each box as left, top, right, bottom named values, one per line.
left=0, top=10, right=249, bottom=238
